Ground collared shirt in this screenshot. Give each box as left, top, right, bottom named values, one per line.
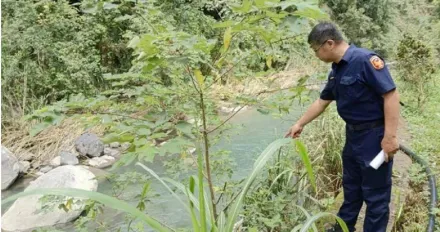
left=320, top=44, right=396, bottom=125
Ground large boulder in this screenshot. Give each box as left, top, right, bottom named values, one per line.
left=2, top=146, right=20, bottom=190
left=74, top=133, right=104, bottom=157
left=1, top=165, right=98, bottom=232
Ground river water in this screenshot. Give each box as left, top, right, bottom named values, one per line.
left=2, top=107, right=301, bottom=231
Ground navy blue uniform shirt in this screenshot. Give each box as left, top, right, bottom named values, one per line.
left=320, top=45, right=396, bottom=125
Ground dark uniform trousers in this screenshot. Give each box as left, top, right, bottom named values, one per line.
left=338, top=124, right=393, bottom=232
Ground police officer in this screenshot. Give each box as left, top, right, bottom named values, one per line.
left=285, top=22, right=400, bottom=232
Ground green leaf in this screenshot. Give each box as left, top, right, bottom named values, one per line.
left=176, top=121, right=194, bottom=138
left=255, top=0, right=267, bottom=8
left=102, top=133, right=118, bottom=143
left=30, top=122, right=52, bottom=137
left=150, top=133, right=167, bottom=139
left=223, top=27, right=232, bottom=51
left=295, top=140, right=316, bottom=193
left=266, top=55, right=273, bottom=69
left=158, top=137, right=194, bottom=156
left=300, top=212, right=348, bottom=232
left=114, top=15, right=134, bottom=22
left=2, top=188, right=171, bottom=232
left=137, top=128, right=151, bottom=136
left=293, top=3, right=329, bottom=20
left=103, top=2, right=118, bottom=10
left=128, top=36, right=140, bottom=48
left=134, top=138, right=148, bottom=147
left=257, top=108, right=270, bottom=115
left=82, top=6, right=97, bottom=14
left=213, top=20, right=235, bottom=28
left=194, top=69, right=205, bottom=89
left=231, top=0, right=252, bottom=13
left=120, top=134, right=135, bottom=142
left=136, top=144, right=158, bottom=163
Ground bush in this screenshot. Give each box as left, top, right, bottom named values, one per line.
left=396, top=34, right=436, bottom=110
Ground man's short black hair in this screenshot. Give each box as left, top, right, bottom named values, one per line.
left=307, top=22, right=344, bottom=46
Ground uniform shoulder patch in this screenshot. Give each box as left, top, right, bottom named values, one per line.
left=369, top=55, right=384, bottom=70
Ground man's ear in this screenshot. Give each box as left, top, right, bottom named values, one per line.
left=327, top=40, right=336, bottom=49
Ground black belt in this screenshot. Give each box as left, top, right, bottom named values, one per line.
left=346, top=120, right=384, bottom=131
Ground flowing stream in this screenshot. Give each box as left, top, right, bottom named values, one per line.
left=2, top=107, right=301, bottom=231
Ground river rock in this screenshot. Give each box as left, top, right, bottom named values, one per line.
left=50, top=156, right=61, bottom=167
left=1, top=165, right=98, bottom=232
left=60, top=151, right=79, bottom=165
left=74, top=133, right=104, bottom=157
left=104, top=147, right=121, bottom=158
left=121, top=142, right=131, bottom=151
left=40, top=166, right=53, bottom=173
left=88, top=155, right=115, bottom=169
left=2, top=146, right=20, bottom=190
left=18, top=161, right=31, bottom=173
left=110, top=142, right=120, bottom=148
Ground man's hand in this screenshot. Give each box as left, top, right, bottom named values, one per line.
left=285, top=123, right=304, bottom=138
left=381, top=135, right=399, bottom=162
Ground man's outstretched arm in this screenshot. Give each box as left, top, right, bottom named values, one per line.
left=285, top=98, right=332, bottom=138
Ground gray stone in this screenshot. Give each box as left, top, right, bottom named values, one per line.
left=2, top=146, right=20, bottom=190
left=18, top=161, right=31, bottom=173
left=88, top=155, right=115, bottom=169
left=74, top=133, right=104, bottom=157
left=40, top=166, right=53, bottom=173
left=1, top=166, right=98, bottom=232
left=110, top=142, right=120, bottom=148
left=104, top=147, right=121, bottom=158
left=121, top=142, right=131, bottom=151
left=50, top=156, right=61, bottom=167
left=60, top=151, right=79, bottom=165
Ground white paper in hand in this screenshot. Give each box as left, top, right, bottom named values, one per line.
left=369, top=150, right=385, bottom=169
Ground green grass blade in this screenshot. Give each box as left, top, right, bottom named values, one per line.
left=163, top=177, right=201, bottom=212
left=197, top=149, right=208, bottom=232
left=268, top=169, right=291, bottom=191
left=136, top=163, right=190, bottom=212
left=218, top=211, right=226, bottom=232
left=292, top=204, right=318, bottom=232
left=192, top=175, right=216, bottom=230
left=186, top=184, right=201, bottom=232
left=300, top=212, right=348, bottom=232
left=295, top=140, right=317, bottom=193
left=226, top=138, right=291, bottom=231
left=2, top=188, right=171, bottom=232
